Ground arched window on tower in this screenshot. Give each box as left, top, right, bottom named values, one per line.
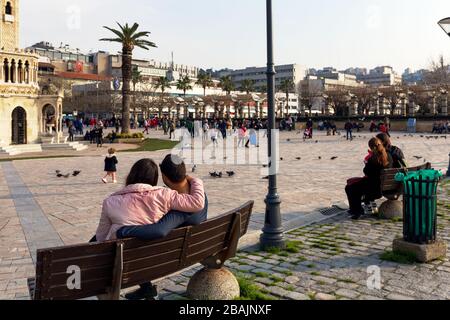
left=24, top=61, right=30, bottom=84
left=18, top=61, right=23, bottom=83
left=5, top=2, right=12, bottom=15
left=3, top=59, right=9, bottom=83
left=10, top=59, right=16, bottom=83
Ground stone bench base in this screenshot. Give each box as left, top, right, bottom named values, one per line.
left=379, top=199, right=403, bottom=220
left=187, top=267, right=240, bottom=300
left=393, top=238, right=447, bottom=263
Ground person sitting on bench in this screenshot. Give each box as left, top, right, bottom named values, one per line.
left=345, top=138, right=393, bottom=220
left=115, top=154, right=209, bottom=300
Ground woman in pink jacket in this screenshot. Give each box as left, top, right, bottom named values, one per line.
left=95, top=158, right=205, bottom=242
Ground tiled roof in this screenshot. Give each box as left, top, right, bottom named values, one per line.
left=56, top=72, right=112, bottom=81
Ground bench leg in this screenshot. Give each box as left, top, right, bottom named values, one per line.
left=379, top=199, right=403, bottom=220
left=186, top=267, right=240, bottom=300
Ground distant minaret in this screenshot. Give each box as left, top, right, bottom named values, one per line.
left=171, top=51, right=174, bottom=71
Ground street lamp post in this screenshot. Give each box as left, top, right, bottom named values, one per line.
left=438, top=18, right=449, bottom=177
left=447, top=153, right=450, bottom=177
left=261, top=0, right=285, bottom=250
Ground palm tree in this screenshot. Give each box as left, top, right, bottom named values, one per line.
left=131, top=67, right=143, bottom=92
left=155, top=76, right=172, bottom=94
left=220, top=76, right=235, bottom=95
left=196, top=73, right=213, bottom=96
left=220, top=76, right=235, bottom=118
left=176, top=76, right=193, bottom=118
left=155, top=77, right=172, bottom=118
left=177, top=76, right=193, bottom=97
left=240, top=79, right=254, bottom=94
left=100, top=22, right=156, bottom=133
left=240, top=79, right=254, bottom=118
left=279, top=79, right=295, bottom=118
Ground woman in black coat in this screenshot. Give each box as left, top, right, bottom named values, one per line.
left=345, top=138, right=393, bottom=219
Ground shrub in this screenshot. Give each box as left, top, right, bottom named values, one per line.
left=106, top=133, right=144, bottom=140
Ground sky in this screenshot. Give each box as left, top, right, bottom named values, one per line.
left=20, top=0, right=450, bottom=73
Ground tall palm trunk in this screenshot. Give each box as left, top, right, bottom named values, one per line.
left=122, top=49, right=132, bottom=134
left=183, top=90, right=188, bottom=118
left=285, top=91, right=289, bottom=118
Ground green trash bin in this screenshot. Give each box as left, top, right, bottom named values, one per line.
left=395, top=169, right=443, bottom=244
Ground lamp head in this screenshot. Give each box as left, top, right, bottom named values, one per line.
left=438, top=17, right=450, bottom=37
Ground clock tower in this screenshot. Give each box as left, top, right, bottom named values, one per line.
left=0, top=0, right=20, bottom=52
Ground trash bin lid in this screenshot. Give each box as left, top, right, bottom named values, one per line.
left=395, top=169, right=443, bottom=182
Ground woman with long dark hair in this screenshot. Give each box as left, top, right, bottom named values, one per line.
left=376, top=133, right=407, bottom=168
left=345, top=138, right=393, bottom=220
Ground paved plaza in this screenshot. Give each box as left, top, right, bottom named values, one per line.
left=0, top=130, right=449, bottom=299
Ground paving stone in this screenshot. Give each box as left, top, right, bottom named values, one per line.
left=284, top=276, right=300, bottom=284
left=386, top=293, right=415, bottom=300
left=335, top=288, right=360, bottom=299
left=311, top=276, right=337, bottom=285
left=234, top=265, right=254, bottom=272
left=285, top=291, right=309, bottom=300
left=315, top=293, right=337, bottom=300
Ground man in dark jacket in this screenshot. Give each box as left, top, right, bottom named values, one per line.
left=345, top=120, right=353, bottom=141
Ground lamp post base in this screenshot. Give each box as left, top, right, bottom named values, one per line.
left=447, top=153, right=450, bottom=177
left=260, top=193, right=285, bottom=251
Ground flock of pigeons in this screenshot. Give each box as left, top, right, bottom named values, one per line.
left=55, top=170, right=81, bottom=178
left=209, top=171, right=236, bottom=178
left=192, top=164, right=236, bottom=179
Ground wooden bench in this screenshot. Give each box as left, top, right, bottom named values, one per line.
left=28, top=201, right=254, bottom=300
left=378, top=163, right=431, bottom=218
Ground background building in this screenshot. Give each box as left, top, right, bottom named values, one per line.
left=209, top=64, right=306, bottom=93
left=299, top=69, right=364, bottom=114
left=357, top=66, right=402, bottom=87
left=402, top=68, right=427, bottom=85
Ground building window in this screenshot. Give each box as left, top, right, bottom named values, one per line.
left=5, top=2, right=12, bottom=15
left=3, top=59, right=9, bottom=82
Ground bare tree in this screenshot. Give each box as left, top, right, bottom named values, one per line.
left=380, top=86, right=405, bottom=115
left=325, top=88, right=349, bottom=116
left=300, top=79, right=323, bottom=115
left=424, top=55, right=450, bottom=85
left=353, top=86, right=375, bottom=115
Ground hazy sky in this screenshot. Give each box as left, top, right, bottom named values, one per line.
left=20, top=0, right=450, bottom=72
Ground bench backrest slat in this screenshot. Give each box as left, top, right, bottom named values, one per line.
left=381, top=163, right=431, bottom=194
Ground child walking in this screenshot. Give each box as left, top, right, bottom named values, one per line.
left=103, top=148, right=118, bottom=184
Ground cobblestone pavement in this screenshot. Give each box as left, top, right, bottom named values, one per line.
left=154, top=180, right=450, bottom=301
left=0, top=130, right=448, bottom=299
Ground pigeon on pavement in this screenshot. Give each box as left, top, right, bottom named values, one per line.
left=226, top=171, right=235, bottom=177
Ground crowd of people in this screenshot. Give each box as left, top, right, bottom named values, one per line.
left=432, top=121, right=449, bottom=134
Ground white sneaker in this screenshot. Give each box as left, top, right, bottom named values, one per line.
left=113, top=180, right=118, bottom=184
left=102, top=178, right=107, bottom=184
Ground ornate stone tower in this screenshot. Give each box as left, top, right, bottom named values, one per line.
left=0, top=0, right=63, bottom=147
left=0, top=0, right=20, bottom=52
